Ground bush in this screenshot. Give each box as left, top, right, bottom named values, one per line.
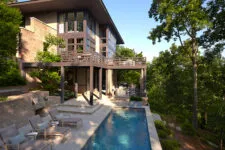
left=158, top=130, right=169, bottom=139
left=64, top=90, right=75, bottom=100
left=0, top=60, right=26, bottom=87
left=130, top=96, right=142, bottom=101
left=155, top=120, right=172, bottom=139
left=155, top=120, right=167, bottom=130
left=181, top=121, right=196, bottom=136
left=161, top=139, right=180, bottom=150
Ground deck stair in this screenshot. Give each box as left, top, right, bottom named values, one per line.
left=57, top=92, right=102, bottom=114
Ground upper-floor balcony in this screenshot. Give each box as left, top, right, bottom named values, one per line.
left=60, top=51, right=146, bottom=69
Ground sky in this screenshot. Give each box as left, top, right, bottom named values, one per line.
left=103, top=0, right=177, bottom=62
left=103, top=0, right=225, bottom=62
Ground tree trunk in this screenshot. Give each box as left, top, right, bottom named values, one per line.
left=220, top=129, right=224, bottom=150
left=204, top=111, right=207, bottom=125
left=192, top=40, right=198, bottom=129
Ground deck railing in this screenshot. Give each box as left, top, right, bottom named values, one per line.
left=60, top=51, right=146, bottom=68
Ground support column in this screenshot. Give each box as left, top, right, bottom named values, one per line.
left=140, top=69, right=144, bottom=95
left=18, top=58, right=25, bottom=79
left=60, top=65, right=65, bottom=103
left=90, top=66, right=94, bottom=105
left=105, top=69, right=108, bottom=94
left=99, top=68, right=102, bottom=100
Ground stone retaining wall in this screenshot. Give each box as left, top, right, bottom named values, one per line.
left=0, top=91, right=60, bottom=128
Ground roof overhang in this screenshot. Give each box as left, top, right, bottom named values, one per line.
left=9, top=0, right=124, bottom=44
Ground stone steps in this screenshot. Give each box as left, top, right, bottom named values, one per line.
left=57, top=104, right=102, bottom=114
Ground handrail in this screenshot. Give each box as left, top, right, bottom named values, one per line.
left=60, top=51, right=146, bottom=68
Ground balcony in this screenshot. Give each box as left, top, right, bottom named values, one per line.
left=60, top=51, right=146, bottom=69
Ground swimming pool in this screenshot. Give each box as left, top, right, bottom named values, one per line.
left=82, top=108, right=151, bottom=150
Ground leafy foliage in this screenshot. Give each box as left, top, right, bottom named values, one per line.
left=0, top=59, right=26, bottom=87
left=181, top=121, right=196, bottom=136
left=161, top=139, right=180, bottom=150
left=0, top=3, right=25, bottom=87
left=43, top=34, right=65, bottom=52
left=0, top=4, right=21, bottom=58
left=115, top=46, right=142, bottom=86
left=36, top=51, right=61, bottom=63
left=148, top=0, right=211, bottom=128
left=30, top=70, right=60, bottom=93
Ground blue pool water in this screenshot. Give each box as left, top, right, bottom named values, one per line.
left=82, top=108, right=151, bottom=150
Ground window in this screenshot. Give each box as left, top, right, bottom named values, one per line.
left=59, top=13, right=66, bottom=33
left=68, top=39, right=74, bottom=51
left=76, top=12, right=84, bottom=32
left=77, top=45, right=83, bottom=53
left=101, top=47, right=106, bottom=57
left=77, top=38, right=83, bottom=44
left=68, top=12, right=74, bottom=32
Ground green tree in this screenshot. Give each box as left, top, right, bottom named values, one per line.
left=200, top=0, right=225, bottom=56
left=148, top=0, right=211, bottom=128
left=30, top=34, right=64, bottom=93
left=115, top=46, right=142, bottom=86
left=0, top=3, right=21, bottom=58
left=0, top=3, right=25, bottom=87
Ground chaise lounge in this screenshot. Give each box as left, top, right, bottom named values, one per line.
left=0, top=124, right=50, bottom=150
left=49, top=109, right=83, bottom=128
left=28, top=115, right=70, bottom=140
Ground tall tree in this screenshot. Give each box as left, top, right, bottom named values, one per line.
left=115, top=46, right=142, bottom=86
left=0, top=2, right=21, bottom=58
left=148, top=0, right=210, bottom=128
left=200, top=0, right=225, bottom=57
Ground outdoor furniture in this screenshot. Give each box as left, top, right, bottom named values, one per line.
left=49, top=109, right=83, bottom=128
left=0, top=124, right=50, bottom=150
left=28, top=115, right=70, bottom=140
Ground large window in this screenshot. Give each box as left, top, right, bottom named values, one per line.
left=68, top=12, right=75, bottom=32
left=59, top=13, right=66, bottom=33
left=76, top=12, right=84, bottom=32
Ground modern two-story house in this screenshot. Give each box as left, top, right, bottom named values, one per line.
left=10, top=0, right=147, bottom=105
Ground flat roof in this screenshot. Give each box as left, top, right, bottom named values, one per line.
left=9, top=0, right=124, bottom=44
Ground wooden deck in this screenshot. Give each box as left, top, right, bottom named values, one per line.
left=23, top=51, right=146, bottom=69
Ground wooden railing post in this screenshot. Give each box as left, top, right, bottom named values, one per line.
left=60, top=65, right=65, bottom=103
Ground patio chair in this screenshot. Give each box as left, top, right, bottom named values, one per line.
left=49, top=109, right=83, bottom=128
left=0, top=124, right=50, bottom=150
left=28, top=115, right=70, bottom=140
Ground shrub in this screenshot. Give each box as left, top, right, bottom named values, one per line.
left=0, top=60, right=26, bottom=87
left=155, top=120, right=167, bottom=130
left=181, top=121, right=196, bottom=136
left=158, top=130, right=169, bottom=139
left=161, top=139, right=180, bottom=150
left=130, top=96, right=142, bottom=101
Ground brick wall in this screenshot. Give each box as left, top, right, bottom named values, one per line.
left=20, top=17, right=57, bottom=62
left=0, top=91, right=60, bottom=128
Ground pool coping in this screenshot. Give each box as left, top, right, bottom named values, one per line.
left=82, top=105, right=162, bottom=150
